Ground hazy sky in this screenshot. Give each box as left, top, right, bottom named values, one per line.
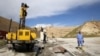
left=0, top=0, right=100, bottom=27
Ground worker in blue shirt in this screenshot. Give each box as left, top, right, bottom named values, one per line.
left=77, top=31, right=84, bottom=48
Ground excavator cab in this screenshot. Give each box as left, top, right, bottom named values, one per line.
left=18, top=29, right=31, bottom=40
left=17, top=29, right=36, bottom=41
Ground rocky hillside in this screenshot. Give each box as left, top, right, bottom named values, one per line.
left=0, top=16, right=19, bottom=32
left=65, top=21, right=100, bottom=37
left=0, top=16, right=31, bottom=32
left=46, top=26, right=76, bottom=38
left=81, top=21, right=100, bottom=35
left=35, top=26, right=76, bottom=38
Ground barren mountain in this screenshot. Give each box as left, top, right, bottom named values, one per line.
left=46, top=26, right=76, bottom=38
left=35, top=26, right=76, bottom=38
left=81, top=21, right=100, bottom=35
left=65, top=21, right=100, bottom=37
left=0, top=16, right=19, bottom=32
left=0, top=16, right=31, bottom=32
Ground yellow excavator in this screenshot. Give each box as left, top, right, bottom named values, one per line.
left=6, top=3, right=38, bottom=51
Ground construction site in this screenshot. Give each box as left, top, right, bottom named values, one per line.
left=0, top=1, right=100, bottom=56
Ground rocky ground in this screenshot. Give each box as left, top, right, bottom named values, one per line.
left=55, top=37, right=100, bottom=56
left=0, top=37, right=100, bottom=56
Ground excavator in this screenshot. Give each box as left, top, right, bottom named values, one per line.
left=6, top=3, right=38, bottom=51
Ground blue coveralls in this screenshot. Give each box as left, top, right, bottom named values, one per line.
left=77, top=34, right=84, bottom=47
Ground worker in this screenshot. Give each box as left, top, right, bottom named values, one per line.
left=40, top=27, right=44, bottom=41
left=19, top=3, right=29, bottom=29
left=43, top=32, right=47, bottom=44
left=40, top=27, right=47, bottom=43
left=76, top=31, right=84, bottom=48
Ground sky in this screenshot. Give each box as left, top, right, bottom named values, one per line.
left=0, top=0, right=100, bottom=27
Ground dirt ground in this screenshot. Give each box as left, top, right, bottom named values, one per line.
left=0, top=37, right=100, bottom=56
left=55, top=37, right=100, bottom=56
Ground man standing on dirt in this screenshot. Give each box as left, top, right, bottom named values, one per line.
left=76, top=31, right=84, bottom=48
